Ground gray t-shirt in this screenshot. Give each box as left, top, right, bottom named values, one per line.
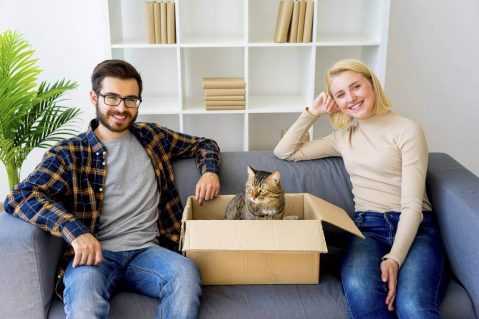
left=95, top=132, right=160, bottom=251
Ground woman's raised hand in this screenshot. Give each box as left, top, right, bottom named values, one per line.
left=309, top=92, right=339, bottom=116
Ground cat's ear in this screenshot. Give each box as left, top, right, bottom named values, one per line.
left=247, top=166, right=255, bottom=177
left=269, top=171, right=281, bottom=184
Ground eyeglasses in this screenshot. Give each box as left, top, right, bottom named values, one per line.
left=99, top=93, right=142, bottom=109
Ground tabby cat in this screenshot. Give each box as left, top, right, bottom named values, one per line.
left=224, top=166, right=285, bottom=220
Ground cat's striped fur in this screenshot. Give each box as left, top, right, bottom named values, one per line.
left=224, top=166, right=285, bottom=220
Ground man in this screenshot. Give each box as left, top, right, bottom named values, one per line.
left=4, top=59, right=221, bottom=319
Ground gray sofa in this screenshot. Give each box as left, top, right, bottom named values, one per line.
left=1, top=152, right=478, bottom=319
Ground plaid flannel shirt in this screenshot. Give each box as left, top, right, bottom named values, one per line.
left=4, top=119, right=220, bottom=298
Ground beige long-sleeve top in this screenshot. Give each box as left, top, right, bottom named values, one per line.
left=274, top=109, right=432, bottom=267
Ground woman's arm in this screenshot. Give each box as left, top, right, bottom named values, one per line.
left=274, top=109, right=340, bottom=161
left=274, top=93, right=341, bottom=161
left=383, top=121, right=429, bottom=267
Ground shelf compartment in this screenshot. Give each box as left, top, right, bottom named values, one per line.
left=183, top=114, right=244, bottom=151
left=248, top=46, right=314, bottom=112
left=109, top=0, right=178, bottom=45
left=316, top=0, right=385, bottom=45
left=181, top=47, right=244, bottom=112
left=249, top=0, right=319, bottom=45
left=249, top=113, right=301, bottom=151
left=179, top=0, right=245, bottom=45
left=248, top=0, right=281, bottom=43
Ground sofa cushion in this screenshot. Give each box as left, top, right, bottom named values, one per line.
left=47, top=277, right=474, bottom=319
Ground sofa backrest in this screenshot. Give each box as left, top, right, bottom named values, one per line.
left=173, top=151, right=355, bottom=216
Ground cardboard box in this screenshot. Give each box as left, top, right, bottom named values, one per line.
left=180, top=193, right=364, bottom=285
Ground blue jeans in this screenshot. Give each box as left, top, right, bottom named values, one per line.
left=341, top=211, right=446, bottom=319
left=63, top=245, right=201, bottom=319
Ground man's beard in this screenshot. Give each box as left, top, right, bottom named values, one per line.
left=96, top=103, right=137, bottom=133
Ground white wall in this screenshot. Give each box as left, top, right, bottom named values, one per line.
left=386, top=0, right=479, bottom=176
left=0, top=0, right=110, bottom=200
left=1, top=1, right=478, bottom=202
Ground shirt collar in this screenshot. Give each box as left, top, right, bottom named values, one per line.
left=84, top=119, right=103, bottom=152
left=85, top=119, right=142, bottom=152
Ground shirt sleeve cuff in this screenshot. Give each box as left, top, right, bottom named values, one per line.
left=382, top=253, right=403, bottom=268
left=304, top=107, right=319, bottom=118
left=201, top=162, right=220, bottom=175
left=61, top=220, right=90, bottom=244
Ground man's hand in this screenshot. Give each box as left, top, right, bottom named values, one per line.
left=380, top=258, right=399, bottom=311
left=195, top=172, right=220, bottom=205
left=71, top=233, right=103, bottom=267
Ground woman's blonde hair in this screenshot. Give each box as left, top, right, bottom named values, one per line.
left=325, top=59, right=391, bottom=129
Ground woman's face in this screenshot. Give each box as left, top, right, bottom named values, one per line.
left=329, top=70, right=376, bottom=120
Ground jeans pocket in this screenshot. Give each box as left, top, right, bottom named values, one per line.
left=353, top=212, right=364, bottom=226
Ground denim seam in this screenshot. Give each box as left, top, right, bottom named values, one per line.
left=104, top=269, right=118, bottom=298
left=127, top=264, right=167, bottom=283
left=432, top=252, right=445, bottom=309
left=384, top=214, right=394, bottom=245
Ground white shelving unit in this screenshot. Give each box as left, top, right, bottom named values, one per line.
left=106, top=0, right=390, bottom=151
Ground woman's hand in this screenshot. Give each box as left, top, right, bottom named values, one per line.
left=380, top=258, right=399, bottom=311
left=309, top=92, right=340, bottom=116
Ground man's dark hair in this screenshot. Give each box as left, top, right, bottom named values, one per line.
left=91, top=59, right=143, bottom=97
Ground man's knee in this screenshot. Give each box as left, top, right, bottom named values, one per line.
left=172, top=257, right=201, bottom=289
left=64, top=265, right=110, bottom=292
left=63, top=266, right=111, bottom=319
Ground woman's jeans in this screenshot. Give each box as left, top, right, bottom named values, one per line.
left=63, top=245, right=201, bottom=319
left=341, top=211, right=446, bottom=319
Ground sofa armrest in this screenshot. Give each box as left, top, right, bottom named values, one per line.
left=427, top=153, right=479, bottom=317
left=0, top=212, right=64, bottom=319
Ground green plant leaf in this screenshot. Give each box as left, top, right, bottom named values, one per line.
left=0, top=30, right=81, bottom=189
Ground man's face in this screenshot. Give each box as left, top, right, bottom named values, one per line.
left=90, top=77, right=140, bottom=133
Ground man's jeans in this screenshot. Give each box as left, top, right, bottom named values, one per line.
left=341, top=211, right=446, bottom=319
left=63, top=245, right=201, bottom=319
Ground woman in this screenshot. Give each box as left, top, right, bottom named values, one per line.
left=274, top=59, right=446, bottom=319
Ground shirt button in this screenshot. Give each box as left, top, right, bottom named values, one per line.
left=95, top=152, right=99, bottom=156
left=103, top=151, right=107, bottom=155
left=102, top=161, right=106, bottom=166
left=99, top=188, right=103, bottom=192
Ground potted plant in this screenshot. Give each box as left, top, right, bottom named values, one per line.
left=0, top=30, right=80, bottom=190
